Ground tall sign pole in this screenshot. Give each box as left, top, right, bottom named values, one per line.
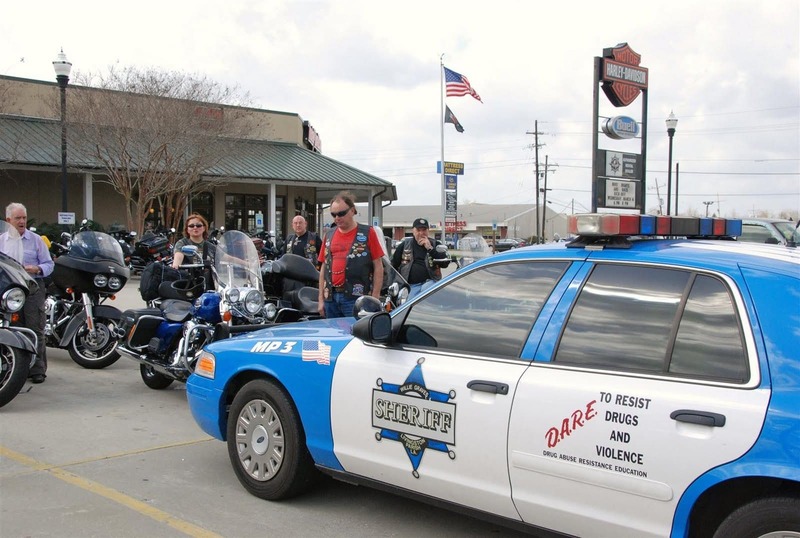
left=592, top=43, right=649, bottom=214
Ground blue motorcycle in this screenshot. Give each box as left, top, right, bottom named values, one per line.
left=116, top=230, right=268, bottom=389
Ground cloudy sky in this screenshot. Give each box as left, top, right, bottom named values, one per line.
left=2, top=0, right=798, bottom=218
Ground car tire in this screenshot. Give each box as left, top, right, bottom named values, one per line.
left=712, top=496, right=800, bottom=538
left=227, top=379, right=316, bottom=500
left=140, top=364, right=174, bottom=390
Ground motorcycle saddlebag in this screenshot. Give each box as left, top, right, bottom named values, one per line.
left=139, top=262, right=182, bottom=302
left=120, top=308, right=163, bottom=349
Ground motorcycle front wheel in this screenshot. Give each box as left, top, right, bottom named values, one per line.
left=140, top=364, right=174, bottom=390
left=0, top=344, right=32, bottom=408
left=68, top=318, right=121, bottom=369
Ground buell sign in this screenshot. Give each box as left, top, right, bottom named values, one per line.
left=601, top=43, right=648, bottom=107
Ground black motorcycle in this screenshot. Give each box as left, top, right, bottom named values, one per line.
left=261, top=253, right=322, bottom=322
left=130, top=230, right=173, bottom=274
left=45, top=230, right=130, bottom=369
left=0, top=224, right=39, bottom=408
left=108, top=229, right=137, bottom=269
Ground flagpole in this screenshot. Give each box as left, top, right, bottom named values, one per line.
left=440, top=54, right=446, bottom=245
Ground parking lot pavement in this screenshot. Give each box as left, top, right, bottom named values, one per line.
left=0, top=278, right=526, bottom=538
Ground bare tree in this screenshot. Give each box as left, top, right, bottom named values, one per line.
left=67, top=66, right=262, bottom=234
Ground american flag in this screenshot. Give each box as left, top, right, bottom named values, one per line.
left=444, top=66, right=483, bottom=103
left=302, top=340, right=331, bottom=365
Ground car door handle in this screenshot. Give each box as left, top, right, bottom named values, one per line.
left=670, top=409, right=726, bottom=427
left=467, top=380, right=509, bottom=395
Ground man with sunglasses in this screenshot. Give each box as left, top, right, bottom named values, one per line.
left=317, top=192, right=384, bottom=318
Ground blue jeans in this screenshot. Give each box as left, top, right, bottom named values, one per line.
left=324, top=292, right=357, bottom=319
left=407, top=279, right=436, bottom=301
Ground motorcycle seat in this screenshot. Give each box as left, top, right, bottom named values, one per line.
left=160, top=299, right=193, bottom=323
left=287, top=286, right=319, bottom=314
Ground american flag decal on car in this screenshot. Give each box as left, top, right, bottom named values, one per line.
left=302, top=340, right=331, bottom=365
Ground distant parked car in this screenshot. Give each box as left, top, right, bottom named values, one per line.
left=494, top=238, right=522, bottom=252
left=739, top=218, right=799, bottom=246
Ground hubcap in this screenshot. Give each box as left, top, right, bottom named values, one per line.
left=235, top=399, right=284, bottom=482
left=75, top=322, right=117, bottom=360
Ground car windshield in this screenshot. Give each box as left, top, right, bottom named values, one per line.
left=773, top=221, right=800, bottom=243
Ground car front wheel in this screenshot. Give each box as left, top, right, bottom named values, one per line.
left=227, top=379, right=316, bottom=500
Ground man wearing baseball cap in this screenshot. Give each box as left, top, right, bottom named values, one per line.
left=391, top=217, right=450, bottom=299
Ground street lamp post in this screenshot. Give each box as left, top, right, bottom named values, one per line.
left=53, top=48, right=72, bottom=222
left=665, top=111, right=678, bottom=215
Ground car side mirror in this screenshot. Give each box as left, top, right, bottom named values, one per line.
left=352, top=311, right=392, bottom=344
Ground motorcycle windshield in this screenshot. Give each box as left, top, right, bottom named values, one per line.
left=215, top=230, right=263, bottom=291
left=371, top=226, right=409, bottom=293
left=0, top=222, right=37, bottom=293
left=456, top=233, right=493, bottom=267
left=69, top=231, right=126, bottom=265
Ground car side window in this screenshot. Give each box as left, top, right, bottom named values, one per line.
left=397, top=261, right=568, bottom=358
left=670, top=275, right=748, bottom=381
left=554, top=264, right=748, bottom=383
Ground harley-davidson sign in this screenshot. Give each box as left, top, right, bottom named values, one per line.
left=602, top=43, right=648, bottom=107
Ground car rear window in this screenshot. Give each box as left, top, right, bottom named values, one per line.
left=554, top=264, right=748, bottom=383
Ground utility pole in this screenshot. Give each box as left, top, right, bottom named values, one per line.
left=651, top=179, right=665, bottom=215
left=526, top=121, right=545, bottom=243
left=539, top=156, right=557, bottom=243
left=703, top=201, right=715, bottom=217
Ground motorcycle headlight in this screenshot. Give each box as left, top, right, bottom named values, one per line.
left=226, top=288, right=240, bottom=303
left=397, top=287, right=410, bottom=305
left=2, top=287, right=26, bottom=312
left=108, top=276, right=123, bottom=290
left=244, top=289, right=264, bottom=314
left=93, top=274, right=109, bottom=288
left=264, top=302, right=277, bottom=321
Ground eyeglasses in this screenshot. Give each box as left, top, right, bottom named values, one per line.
left=330, top=208, right=351, bottom=218
left=187, top=223, right=205, bottom=228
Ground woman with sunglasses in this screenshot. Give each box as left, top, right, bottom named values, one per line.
left=172, top=214, right=216, bottom=278
left=317, top=192, right=384, bottom=318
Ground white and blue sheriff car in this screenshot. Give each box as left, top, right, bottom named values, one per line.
left=187, top=213, right=800, bottom=538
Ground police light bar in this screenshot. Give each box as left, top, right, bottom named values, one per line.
left=567, top=214, right=742, bottom=238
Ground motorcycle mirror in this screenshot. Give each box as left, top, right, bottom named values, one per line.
left=170, top=228, right=176, bottom=233
left=181, top=245, right=199, bottom=256
left=130, top=231, right=137, bottom=237
left=435, top=244, right=448, bottom=253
